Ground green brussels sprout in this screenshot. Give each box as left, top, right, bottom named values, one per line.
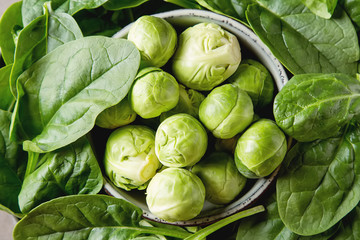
left=192, top=152, right=246, bottom=205
left=155, top=113, right=208, bottom=167
left=95, top=97, right=136, bottom=129
left=130, top=67, right=179, bottom=119
left=127, top=15, right=177, bottom=67
left=234, top=119, right=287, bottom=179
left=199, top=84, right=254, bottom=139
left=104, top=125, right=160, bottom=190
left=146, top=167, right=205, bottom=222
left=228, top=59, right=274, bottom=108
left=160, top=84, right=205, bottom=121
left=172, top=22, right=241, bottom=91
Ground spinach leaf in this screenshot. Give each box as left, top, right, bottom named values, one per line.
left=10, top=36, right=140, bottom=153
left=274, top=73, right=360, bottom=142
left=276, top=122, right=360, bottom=236
left=164, top=0, right=203, bottom=9
left=21, top=0, right=109, bottom=26
left=236, top=193, right=339, bottom=239
left=13, top=195, right=192, bottom=240
left=0, top=110, right=26, bottom=216
left=103, top=0, right=149, bottom=10
left=301, top=0, right=338, bottom=19
left=18, top=136, right=103, bottom=213
left=246, top=0, right=359, bottom=75
left=0, top=1, right=23, bottom=65
left=10, top=3, right=83, bottom=96
left=332, top=205, right=360, bottom=239
left=341, top=0, right=360, bottom=28
left=194, top=0, right=253, bottom=25
left=0, top=65, right=15, bottom=111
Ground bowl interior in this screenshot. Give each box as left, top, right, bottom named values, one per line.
left=101, top=9, right=288, bottom=226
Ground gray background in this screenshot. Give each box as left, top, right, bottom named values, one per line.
left=0, top=1, right=24, bottom=240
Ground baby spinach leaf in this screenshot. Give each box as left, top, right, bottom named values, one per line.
left=0, top=65, right=15, bottom=111
left=18, top=136, right=103, bottom=213
left=194, top=0, right=252, bottom=25
left=301, top=0, right=338, bottom=19
left=246, top=0, right=359, bottom=75
left=13, top=195, right=192, bottom=240
left=274, top=73, right=360, bottom=142
left=164, top=0, right=203, bottom=9
left=236, top=193, right=339, bottom=239
left=10, top=36, right=140, bottom=153
left=0, top=110, right=26, bottom=216
left=104, top=0, right=149, bottom=10
left=276, top=122, right=360, bottom=236
left=10, top=3, right=83, bottom=96
left=21, top=0, right=110, bottom=26
left=341, top=0, right=360, bottom=28
left=332, top=205, right=360, bottom=239
left=0, top=1, right=23, bottom=65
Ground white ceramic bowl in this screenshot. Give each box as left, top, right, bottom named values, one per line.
left=104, top=9, right=288, bottom=226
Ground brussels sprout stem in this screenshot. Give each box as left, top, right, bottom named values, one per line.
left=184, top=205, right=265, bottom=240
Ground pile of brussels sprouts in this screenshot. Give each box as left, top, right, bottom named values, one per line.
left=97, top=15, right=288, bottom=222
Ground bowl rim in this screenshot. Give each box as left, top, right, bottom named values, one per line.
left=106, top=8, right=288, bottom=226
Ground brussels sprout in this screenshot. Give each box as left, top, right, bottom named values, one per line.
left=104, top=125, right=160, bottom=190
left=228, top=59, right=274, bottom=108
left=155, top=113, right=208, bottom=167
left=172, top=22, right=241, bottom=91
left=192, top=152, right=247, bottom=205
left=127, top=15, right=177, bottom=67
left=234, top=119, right=287, bottom=179
left=146, top=167, right=205, bottom=222
left=95, top=97, right=136, bottom=129
left=130, top=67, right=179, bottom=119
left=160, top=84, right=205, bottom=121
left=199, top=84, right=254, bottom=139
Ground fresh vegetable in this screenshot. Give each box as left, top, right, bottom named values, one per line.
left=130, top=67, right=179, bottom=119
left=234, top=119, right=287, bottom=179
left=172, top=22, right=241, bottom=91
left=199, top=84, right=254, bottom=139
left=104, top=125, right=160, bottom=191
left=146, top=168, right=205, bottom=222
left=155, top=113, right=208, bottom=168
left=127, top=15, right=177, bottom=68
left=192, top=151, right=247, bottom=205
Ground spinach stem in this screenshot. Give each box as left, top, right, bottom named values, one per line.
left=24, top=151, right=40, bottom=178
left=184, top=205, right=265, bottom=240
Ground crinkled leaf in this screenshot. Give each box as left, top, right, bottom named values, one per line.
left=246, top=0, right=359, bottom=74
left=0, top=1, right=23, bottom=65
left=274, top=73, right=360, bottom=142
left=10, top=36, right=140, bottom=153
left=277, top=122, right=360, bottom=235
left=18, top=136, right=103, bottom=213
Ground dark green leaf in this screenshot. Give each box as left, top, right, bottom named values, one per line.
left=10, top=36, right=140, bottom=153
left=301, top=0, right=338, bottom=19
left=164, top=0, right=203, bottom=9
left=0, top=65, right=15, bottom=111
left=10, top=3, right=83, bottom=96
left=0, top=1, right=23, bottom=65
left=332, top=205, right=360, bottom=239
left=18, top=136, right=103, bottom=213
left=104, top=0, right=149, bottom=10
left=13, top=195, right=191, bottom=240
left=277, top=122, right=360, bottom=235
left=246, top=0, right=359, bottom=75
left=274, top=73, right=360, bottom=142
left=341, top=0, right=360, bottom=28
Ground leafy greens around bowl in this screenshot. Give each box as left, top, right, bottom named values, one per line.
left=1, top=0, right=360, bottom=239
